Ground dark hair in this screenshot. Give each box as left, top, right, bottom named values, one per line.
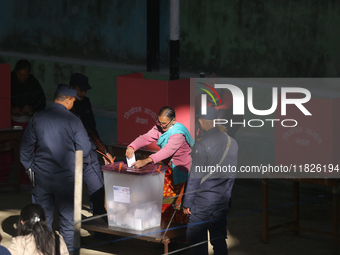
left=18, top=204, right=55, bottom=255
left=158, top=106, right=176, bottom=119
left=15, top=59, right=31, bottom=72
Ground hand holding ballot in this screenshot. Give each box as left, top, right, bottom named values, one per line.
left=125, top=146, right=153, bottom=169
left=126, top=154, right=136, bottom=167
left=126, top=146, right=135, bottom=159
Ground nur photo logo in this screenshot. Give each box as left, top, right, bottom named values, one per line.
left=197, top=81, right=312, bottom=128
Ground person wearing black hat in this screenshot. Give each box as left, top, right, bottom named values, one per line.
left=20, top=84, right=91, bottom=252
left=69, top=73, right=109, bottom=217
left=69, top=73, right=96, bottom=133
left=182, top=107, right=238, bottom=255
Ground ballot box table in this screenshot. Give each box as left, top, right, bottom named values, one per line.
left=262, top=178, right=340, bottom=254
left=0, top=128, right=22, bottom=193
left=82, top=217, right=187, bottom=254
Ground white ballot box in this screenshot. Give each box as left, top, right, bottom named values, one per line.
left=101, top=162, right=167, bottom=231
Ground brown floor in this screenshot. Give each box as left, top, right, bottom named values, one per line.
left=0, top=178, right=337, bottom=255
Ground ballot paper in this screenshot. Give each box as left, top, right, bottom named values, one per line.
left=126, top=154, right=136, bottom=167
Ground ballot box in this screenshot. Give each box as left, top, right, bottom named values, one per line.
left=101, top=162, right=167, bottom=231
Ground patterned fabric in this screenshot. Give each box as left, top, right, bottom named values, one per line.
left=161, top=164, right=188, bottom=225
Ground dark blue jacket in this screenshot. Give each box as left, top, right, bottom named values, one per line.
left=20, top=103, right=91, bottom=181
left=72, top=97, right=99, bottom=139
left=183, top=127, right=238, bottom=209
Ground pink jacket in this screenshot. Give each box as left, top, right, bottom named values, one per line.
left=129, top=125, right=192, bottom=174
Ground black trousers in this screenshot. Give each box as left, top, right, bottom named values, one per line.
left=31, top=176, right=74, bottom=252
left=186, top=204, right=228, bottom=255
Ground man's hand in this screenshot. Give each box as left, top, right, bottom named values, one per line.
left=126, top=146, right=135, bottom=159
left=183, top=207, right=191, bottom=215
left=22, top=105, right=33, bottom=114
left=11, top=107, right=21, bottom=115
left=131, top=158, right=153, bottom=169
left=103, top=152, right=113, bottom=165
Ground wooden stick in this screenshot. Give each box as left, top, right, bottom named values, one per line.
left=74, top=150, right=83, bottom=255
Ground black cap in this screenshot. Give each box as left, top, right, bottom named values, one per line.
left=56, top=84, right=80, bottom=100
left=69, top=73, right=92, bottom=91
left=197, top=107, right=218, bottom=120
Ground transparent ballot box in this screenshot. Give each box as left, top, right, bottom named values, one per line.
left=101, top=162, right=167, bottom=231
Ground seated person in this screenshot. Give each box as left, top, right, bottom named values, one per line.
left=0, top=59, right=46, bottom=185
left=11, top=59, right=46, bottom=125
left=8, top=204, right=69, bottom=255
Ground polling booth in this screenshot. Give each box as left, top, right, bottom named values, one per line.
left=275, top=96, right=340, bottom=176
left=264, top=91, right=340, bottom=254
left=0, top=64, right=22, bottom=192
left=116, top=73, right=193, bottom=151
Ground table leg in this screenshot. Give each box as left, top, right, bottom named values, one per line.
left=263, top=178, right=269, bottom=243
left=14, top=139, right=21, bottom=193
left=164, top=241, right=169, bottom=254
left=333, top=185, right=339, bottom=255
left=293, top=182, right=299, bottom=235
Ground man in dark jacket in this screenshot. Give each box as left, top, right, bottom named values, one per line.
left=183, top=107, right=238, bottom=255
left=70, top=73, right=108, bottom=217
left=20, top=84, right=91, bottom=252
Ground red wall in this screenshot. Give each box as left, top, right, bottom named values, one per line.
left=0, top=64, right=11, bottom=128
left=275, top=97, right=340, bottom=177
left=117, top=73, right=192, bottom=151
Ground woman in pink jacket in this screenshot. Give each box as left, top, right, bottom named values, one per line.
left=126, top=106, right=194, bottom=224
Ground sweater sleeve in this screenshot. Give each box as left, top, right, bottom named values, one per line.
left=149, top=134, right=185, bottom=163
left=128, top=125, right=160, bottom=150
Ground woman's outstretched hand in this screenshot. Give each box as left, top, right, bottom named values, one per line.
left=131, top=158, right=153, bottom=169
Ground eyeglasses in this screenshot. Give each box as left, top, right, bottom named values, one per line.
left=156, top=118, right=173, bottom=128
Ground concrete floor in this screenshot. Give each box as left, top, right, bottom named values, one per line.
left=0, top=178, right=337, bottom=255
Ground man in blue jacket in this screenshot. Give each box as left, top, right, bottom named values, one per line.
left=70, top=73, right=109, bottom=217
left=183, top=107, right=238, bottom=255
left=20, top=84, right=91, bottom=252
